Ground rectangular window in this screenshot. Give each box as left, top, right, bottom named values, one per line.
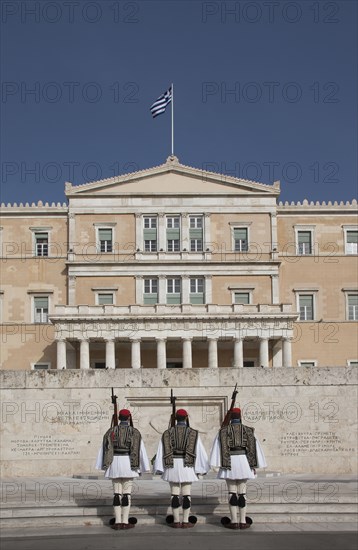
left=346, top=230, right=358, bottom=254
left=189, top=216, right=203, bottom=252
left=190, top=278, right=205, bottom=304
left=144, top=217, right=157, bottom=229
left=167, top=239, right=180, bottom=252
left=167, top=217, right=180, bottom=229
left=94, top=362, right=106, bottom=369
left=299, top=361, right=316, bottom=367
left=234, top=228, right=248, bottom=252
left=234, top=292, right=250, bottom=305
left=34, top=232, right=49, bottom=257
left=299, top=294, right=314, bottom=321
left=34, top=296, right=49, bottom=323
left=190, top=216, right=203, bottom=229
left=98, top=293, right=114, bottom=305
left=297, top=231, right=312, bottom=255
left=167, top=216, right=180, bottom=252
left=348, top=294, right=358, bottom=320
left=144, top=278, right=158, bottom=304
left=143, top=217, right=157, bottom=252
left=33, top=363, right=50, bottom=370
left=167, top=278, right=181, bottom=304
left=98, top=228, right=113, bottom=253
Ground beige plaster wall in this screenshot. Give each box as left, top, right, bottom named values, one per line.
left=212, top=275, right=272, bottom=304
left=73, top=213, right=135, bottom=256
left=75, top=276, right=134, bottom=305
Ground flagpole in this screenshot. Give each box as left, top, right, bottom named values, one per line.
left=171, top=83, right=174, bottom=156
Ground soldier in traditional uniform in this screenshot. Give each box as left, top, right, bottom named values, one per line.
left=210, top=407, right=267, bottom=530
left=96, top=408, right=150, bottom=530
left=154, top=408, right=209, bottom=528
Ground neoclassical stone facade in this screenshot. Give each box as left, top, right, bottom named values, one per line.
left=1, top=156, right=357, bottom=370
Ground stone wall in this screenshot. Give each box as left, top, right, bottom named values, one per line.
left=0, top=367, right=356, bottom=477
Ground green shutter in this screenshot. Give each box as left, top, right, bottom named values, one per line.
left=234, top=228, right=247, bottom=240
left=167, top=228, right=180, bottom=239
left=144, top=293, right=158, bottom=305
left=143, top=228, right=157, bottom=239
left=347, top=231, right=358, bottom=243
left=190, top=293, right=204, bottom=304
left=235, top=292, right=250, bottom=304
left=98, top=229, right=112, bottom=240
left=34, top=297, right=48, bottom=308
left=167, top=294, right=181, bottom=304
left=299, top=295, right=313, bottom=307
left=298, top=231, right=311, bottom=243
left=98, top=294, right=113, bottom=305
left=35, top=232, right=48, bottom=241
left=189, top=228, right=203, bottom=239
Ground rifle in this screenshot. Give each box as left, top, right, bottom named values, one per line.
left=111, top=387, right=118, bottom=428
left=221, top=383, right=238, bottom=427
left=169, top=389, right=176, bottom=428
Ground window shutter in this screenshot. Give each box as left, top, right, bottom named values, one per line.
left=98, top=229, right=112, bottom=241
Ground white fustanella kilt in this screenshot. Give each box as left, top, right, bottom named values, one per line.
left=161, top=457, right=199, bottom=483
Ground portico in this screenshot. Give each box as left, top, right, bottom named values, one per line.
left=52, top=303, right=297, bottom=369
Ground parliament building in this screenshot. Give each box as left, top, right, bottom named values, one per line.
left=1, top=156, right=357, bottom=371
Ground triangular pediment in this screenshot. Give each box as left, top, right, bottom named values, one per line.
left=65, top=156, right=280, bottom=197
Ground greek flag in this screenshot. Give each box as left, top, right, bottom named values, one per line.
left=150, top=86, right=172, bottom=118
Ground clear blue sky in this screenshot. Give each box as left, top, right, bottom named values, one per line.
left=1, top=0, right=357, bottom=204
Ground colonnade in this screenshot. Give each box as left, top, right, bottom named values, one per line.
left=56, top=335, right=293, bottom=369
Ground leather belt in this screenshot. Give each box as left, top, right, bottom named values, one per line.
left=114, top=450, right=130, bottom=456
left=230, top=449, right=246, bottom=456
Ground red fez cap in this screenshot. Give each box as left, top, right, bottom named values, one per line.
left=176, top=409, right=188, bottom=418
left=231, top=408, right=241, bottom=419
left=118, top=409, right=131, bottom=418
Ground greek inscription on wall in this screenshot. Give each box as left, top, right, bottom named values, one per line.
left=9, top=435, right=80, bottom=457
left=280, top=432, right=356, bottom=456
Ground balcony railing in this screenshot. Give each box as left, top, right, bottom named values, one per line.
left=52, top=303, right=294, bottom=319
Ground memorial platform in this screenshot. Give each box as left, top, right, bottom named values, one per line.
left=1, top=472, right=357, bottom=536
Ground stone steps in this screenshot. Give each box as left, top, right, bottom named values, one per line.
left=1, top=475, right=357, bottom=529
left=1, top=500, right=357, bottom=528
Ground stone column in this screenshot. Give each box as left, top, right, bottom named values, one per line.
left=131, top=339, right=141, bottom=369
left=135, top=213, right=143, bottom=251
left=157, top=338, right=167, bottom=369
left=182, top=275, right=190, bottom=304
left=158, top=275, right=166, bottom=304
left=271, top=274, right=280, bottom=304
left=135, top=276, right=143, bottom=305
left=68, top=275, right=76, bottom=306
left=158, top=213, right=166, bottom=251
left=259, top=338, right=269, bottom=368
left=272, top=340, right=283, bottom=367
left=79, top=339, right=90, bottom=370
left=181, top=213, right=189, bottom=251
left=208, top=338, right=218, bottom=368
left=105, top=339, right=116, bottom=369
left=204, top=213, right=211, bottom=249
left=56, top=338, right=67, bottom=370
left=205, top=275, right=212, bottom=303
left=182, top=338, right=192, bottom=369
left=270, top=212, right=278, bottom=253
left=233, top=338, right=243, bottom=368
left=282, top=338, right=292, bottom=367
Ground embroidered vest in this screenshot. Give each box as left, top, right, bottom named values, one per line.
left=219, top=423, right=257, bottom=470
left=102, top=425, right=141, bottom=470
left=162, top=425, right=198, bottom=468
